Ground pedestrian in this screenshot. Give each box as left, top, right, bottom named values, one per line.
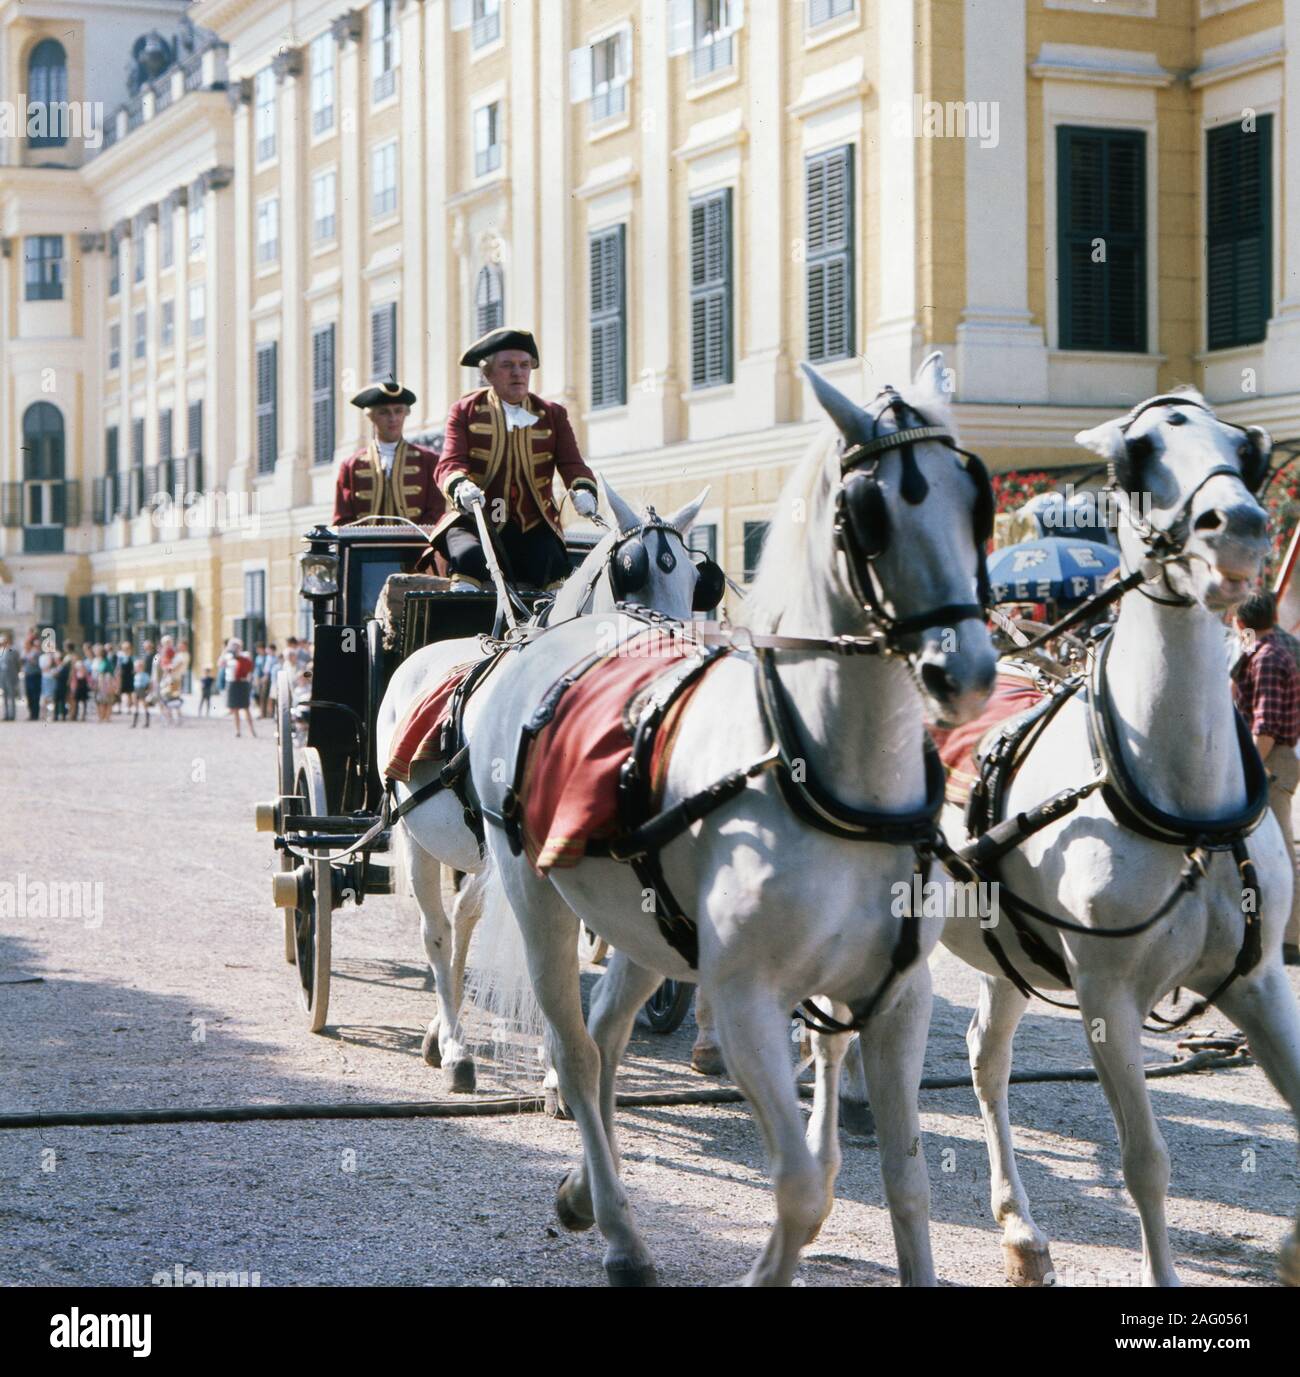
left=199, top=665, right=215, bottom=716
left=1231, top=591, right=1300, bottom=966
left=220, top=637, right=257, bottom=738
left=39, top=644, right=59, bottom=722
left=22, top=631, right=42, bottom=720
left=115, top=641, right=134, bottom=715
left=0, top=633, right=19, bottom=721
left=51, top=641, right=75, bottom=722
left=72, top=645, right=91, bottom=721
left=95, top=645, right=116, bottom=723
left=130, top=656, right=152, bottom=728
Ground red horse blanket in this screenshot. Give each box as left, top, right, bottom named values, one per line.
left=386, top=661, right=479, bottom=782
left=929, top=669, right=1046, bottom=806
left=521, top=634, right=714, bottom=873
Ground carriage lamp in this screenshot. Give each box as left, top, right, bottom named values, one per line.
left=300, top=551, right=339, bottom=599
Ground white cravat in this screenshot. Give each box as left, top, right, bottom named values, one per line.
left=502, top=401, right=538, bottom=432
left=377, top=439, right=399, bottom=475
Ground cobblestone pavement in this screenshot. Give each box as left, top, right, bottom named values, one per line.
left=1, top=704, right=1297, bottom=1287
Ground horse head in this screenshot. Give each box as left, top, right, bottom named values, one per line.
left=801, top=351, right=996, bottom=725
left=551, top=477, right=717, bottom=623
left=1076, top=387, right=1271, bottom=613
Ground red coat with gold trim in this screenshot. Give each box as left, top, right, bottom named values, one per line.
left=332, top=441, right=446, bottom=527
left=431, top=388, right=597, bottom=542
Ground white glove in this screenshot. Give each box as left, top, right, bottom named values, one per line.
left=455, top=479, right=486, bottom=512
left=572, top=488, right=598, bottom=518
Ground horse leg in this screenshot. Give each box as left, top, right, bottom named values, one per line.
left=966, top=973, right=1054, bottom=1284
left=840, top=1034, right=875, bottom=1138
left=506, top=878, right=656, bottom=1285
left=406, top=840, right=475, bottom=1092
left=691, top=986, right=725, bottom=1076
left=1211, top=966, right=1300, bottom=1286
left=712, top=987, right=830, bottom=1286
left=858, top=966, right=938, bottom=1286
left=804, top=1005, right=852, bottom=1240
left=582, top=953, right=664, bottom=1186
left=1076, top=982, right=1177, bottom=1286
left=447, top=868, right=483, bottom=1038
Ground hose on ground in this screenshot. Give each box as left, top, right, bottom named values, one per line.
left=0, top=1048, right=1249, bottom=1131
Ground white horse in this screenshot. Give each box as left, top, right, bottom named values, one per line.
left=466, top=353, right=998, bottom=1285
left=932, top=387, right=1300, bottom=1287
left=374, top=481, right=711, bottom=1091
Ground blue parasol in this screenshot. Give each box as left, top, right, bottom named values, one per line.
left=987, top=537, right=1119, bottom=606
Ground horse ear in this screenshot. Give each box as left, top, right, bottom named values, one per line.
left=1169, top=383, right=1210, bottom=409
left=1074, top=419, right=1126, bottom=464
left=802, top=363, right=866, bottom=444
left=666, top=486, right=710, bottom=535
left=601, top=476, right=640, bottom=534
left=908, top=350, right=954, bottom=424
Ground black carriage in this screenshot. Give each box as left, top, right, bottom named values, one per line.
left=255, top=522, right=571, bottom=1031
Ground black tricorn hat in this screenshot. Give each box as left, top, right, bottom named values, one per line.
left=460, top=327, right=539, bottom=369
left=351, top=380, right=416, bottom=409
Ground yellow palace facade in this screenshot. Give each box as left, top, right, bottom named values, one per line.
left=1, top=0, right=1297, bottom=662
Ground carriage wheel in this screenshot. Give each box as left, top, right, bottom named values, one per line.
left=276, top=670, right=298, bottom=964
left=292, top=747, right=333, bottom=1033
left=577, top=925, right=609, bottom=965
left=641, top=979, right=694, bottom=1035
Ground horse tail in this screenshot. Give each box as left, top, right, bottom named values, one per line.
left=462, top=856, right=547, bottom=1084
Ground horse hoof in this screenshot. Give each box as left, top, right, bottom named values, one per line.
left=1279, top=1232, right=1300, bottom=1287
left=444, top=1059, right=476, bottom=1094
left=1003, top=1240, right=1056, bottom=1287
left=544, top=1087, right=572, bottom=1120
left=605, top=1260, right=658, bottom=1287
left=420, top=1025, right=442, bottom=1069
left=555, top=1172, right=594, bottom=1233
left=840, top=1098, right=875, bottom=1139
left=690, top=1045, right=725, bottom=1077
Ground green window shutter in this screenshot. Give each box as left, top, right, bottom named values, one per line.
left=806, top=144, right=855, bottom=362
left=256, top=342, right=278, bottom=474
left=690, top=188, right=733, bottom=388
left=589, top=225, right=627, bottom=409
left=370, top=303, right=397, bottom=383
left=312, top=324, right=337, bottom=465
left=743, top=520, right=769, bottom=582
left=1057, top=126, right=1146, bottom=352
left=1206, top=116, right=1272, bottom=351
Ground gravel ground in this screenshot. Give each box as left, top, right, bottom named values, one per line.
left=1, top=705, right=1298, bottom=1288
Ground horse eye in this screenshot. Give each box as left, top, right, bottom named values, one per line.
left=1166, top=412, right=1188, bottom=427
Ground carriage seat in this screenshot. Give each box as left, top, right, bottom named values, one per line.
left=376, top=573, right=454, bottom=650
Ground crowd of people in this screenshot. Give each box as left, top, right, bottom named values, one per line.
left=0, top=630, right=312, bottom=734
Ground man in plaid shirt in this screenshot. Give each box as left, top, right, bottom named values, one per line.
left=1233, top=591, right=1300, bottom=963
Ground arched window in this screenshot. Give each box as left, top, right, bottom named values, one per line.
left=475, top=263, right=504, bottom=337
left=22, top=402, right=68, bottom=553
left=28, top=39, right=68, bottom=149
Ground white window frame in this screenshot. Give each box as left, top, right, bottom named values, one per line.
left=570, top=24, right=633, bottom=125
left=667, top=0, right=744, bottom=81
left=254, top=67, right=277, bottom=164
left=313, top=168, right=338, bottom=242
left=370, top=0, right=400, bottom=105
left=310, top=31, right=336, bottom=136
left=159, top=197, right=174, bottom=271
left=473, top=100, right=502, bottom=179
left=160, top=298, right=175, bottom=350
left=371, top=139, right=399, bottom=220
left=188, top=282, right=206, bottom=339
left=256, top=196, right=280, bottom=266
left=133, top=309, right=147, bottom=360
left=188, top=189, right=205, bottom=259
left=108, top=322, right=121, bottom=372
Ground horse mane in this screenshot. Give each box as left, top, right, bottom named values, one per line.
left=740, top=432, right=838, bottom=633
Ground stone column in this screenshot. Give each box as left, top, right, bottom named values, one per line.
left=868, top=0, right=921, bottom=388
left=734, top=0, right=786, bottom=426
left=629, top=0, right=678, bottom=446
left=954, top=0, right=1047, bottom=402
left=1264, top=0, right=1300, bottom=392
left=227, top=82, right=254, bottom=495
left=510, top=1, right=540, bottom=384
left=537, top=0, right=572, bottom=405
left=273, top=45, right=308, bottom=508
left=335, top=11, right=366, bottom=451
left=204, top=168, right=234, bottom=495
left=398, top=0, right=428, bottom=428
left=425, top=1, right=452, bottom=420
